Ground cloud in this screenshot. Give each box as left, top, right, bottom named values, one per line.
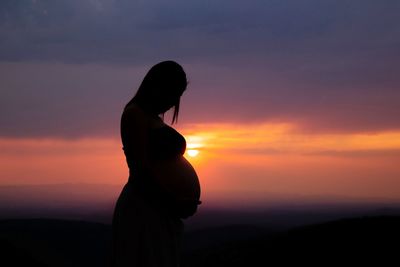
left=1, top=60, right=400, bottom=138
left=1, top=0, right=399, bottom=64
left=0, top=62, right=144, bottom=138
left=1, top=1, right=400, bottom=137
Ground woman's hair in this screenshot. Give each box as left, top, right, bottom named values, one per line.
left=125, top=60, right=188, bottom=124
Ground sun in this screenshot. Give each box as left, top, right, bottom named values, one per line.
left=185, top=136, right=204, bottom=158
left=187, top=149, right=199, bottom=157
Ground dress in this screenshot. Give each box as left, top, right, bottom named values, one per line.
left=110, top=124, right=187, bottom=267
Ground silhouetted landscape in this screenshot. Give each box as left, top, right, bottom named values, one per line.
left=1, top=215, right=399, bottom=266
left=1, top=184, right=400, bottom=266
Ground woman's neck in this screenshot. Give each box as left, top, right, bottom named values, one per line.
left=130, top=100, right=163, bottom=121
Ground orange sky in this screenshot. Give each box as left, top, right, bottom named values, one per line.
left=1, top=1, right=400, bottom=210
left=1, top=121, right=400, bottom=204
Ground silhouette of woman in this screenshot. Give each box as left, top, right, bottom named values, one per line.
left=110, top=61, right=201, bottom=267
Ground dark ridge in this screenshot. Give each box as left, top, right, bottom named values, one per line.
left=182, top=224, right=274, bottom=252
left=1, top=216, right=399, bottom=266
left=182, top=216, right=400, bottom=266
left=0, top=219, right=112, bottom=267
left=0, top=237, right=48, bottom=266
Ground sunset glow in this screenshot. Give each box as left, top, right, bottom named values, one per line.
left=1, top=121, right=400, bottom=202
left=1, top=0, right=400, bottom=209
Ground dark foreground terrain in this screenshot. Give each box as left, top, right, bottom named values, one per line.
left=1, top=216, right=399, bottom=266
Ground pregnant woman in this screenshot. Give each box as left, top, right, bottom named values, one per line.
left=110, top=61, right=201, bottom=267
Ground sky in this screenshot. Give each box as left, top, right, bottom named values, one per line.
left=1, top=0, right=400, bottom=206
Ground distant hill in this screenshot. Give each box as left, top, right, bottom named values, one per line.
left=182, top=223, right=276, bottom=253
left=182, top=216, right=400, bottom=266
left=2, top=183, right=400, bottom=229
left=0, top=219, right=112, bottom=267
left=1, top=216, right=399, bottom=266
left=0, top=237, right=46, bottom=267
left=0, top=184, right=120, bottom=224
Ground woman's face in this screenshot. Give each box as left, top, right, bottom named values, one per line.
left=154, top=87, right=185, bottom=114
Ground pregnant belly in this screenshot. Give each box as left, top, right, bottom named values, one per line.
left=151, top=156, right=201, bottom=202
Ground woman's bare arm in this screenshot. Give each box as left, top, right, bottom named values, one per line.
left=121, top=105, right=152, bottom=177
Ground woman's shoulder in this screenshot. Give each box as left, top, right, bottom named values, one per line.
left=124, top=102, right=143, bottom=114
left=122, top=103, right=149, bottom=126
left=122, top=103, right=164, bottom=129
